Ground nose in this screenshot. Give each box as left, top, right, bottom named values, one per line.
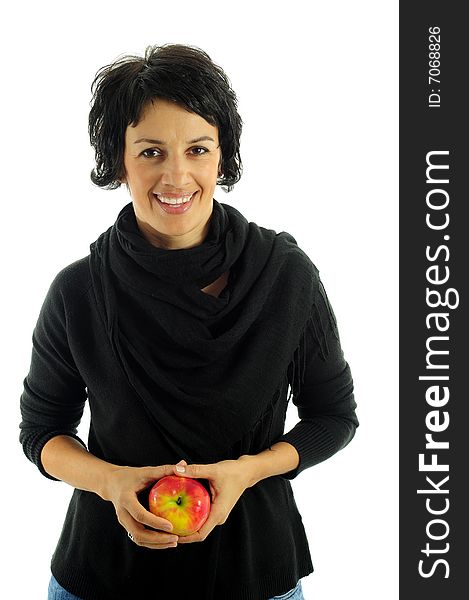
left=160, top=154, right=191, bottom=188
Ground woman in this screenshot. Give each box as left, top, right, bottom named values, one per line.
left=19, top=43, right=358, bottom=600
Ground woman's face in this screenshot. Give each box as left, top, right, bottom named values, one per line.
left=122, top=98, right=222, bottom=249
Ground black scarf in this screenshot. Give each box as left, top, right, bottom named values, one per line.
left=89, top=200, right=318, bottom=463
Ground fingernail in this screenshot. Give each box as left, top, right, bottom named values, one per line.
left=175, top=460, right=186, bottom=473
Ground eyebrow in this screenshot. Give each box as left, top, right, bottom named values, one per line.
left=133, top=136, right=216, bottom=145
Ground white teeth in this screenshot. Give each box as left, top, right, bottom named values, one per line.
left=156, top=193, right=194, bottom=205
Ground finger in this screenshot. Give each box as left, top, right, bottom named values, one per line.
left=173, top=461, right=213, bottom=479
left=129, top=524, right=179, bottom=547
left=120, top=510, right=179, bottom=548
left=177, top=523, right=211, bottom=544
left=135, top=464, right=178, bottom=490
left=177, top=508, right=221, bottom=543
left=125, top=496, right=175, bottom=532
left=176, top=525, right=206, bottom=543
left=129, top=533, right=179, bottom=550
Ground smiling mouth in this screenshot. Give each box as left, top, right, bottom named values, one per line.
left=155, top=192, right=196, bottom=205
left=153, top=191, right=197, bottom=213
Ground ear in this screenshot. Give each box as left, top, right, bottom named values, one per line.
left=119, top=176, right=130, bottom=194
left=117, top=166, right=128, bottom=185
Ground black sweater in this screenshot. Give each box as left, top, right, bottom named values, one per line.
left=19, top=256, right=358, bottom=600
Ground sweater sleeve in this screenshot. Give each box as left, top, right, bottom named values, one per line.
left=19, top=267, right=88, bottom=480
left=275, top=277, right=359, bottom=479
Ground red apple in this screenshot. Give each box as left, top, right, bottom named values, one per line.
left=148, top=475, right=211, bottom=536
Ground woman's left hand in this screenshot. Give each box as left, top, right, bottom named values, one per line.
left=170, top=458, right=251, bottom=543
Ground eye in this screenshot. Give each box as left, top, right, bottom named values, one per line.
left=141, top=148, right=161, bottom=158
left=189, top=146, right=209, bottom=156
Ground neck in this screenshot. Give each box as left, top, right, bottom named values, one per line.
left=135, top=216, right=212, bottom=250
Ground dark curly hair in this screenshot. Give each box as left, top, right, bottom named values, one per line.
left=88, top=43, right=243, bottom=193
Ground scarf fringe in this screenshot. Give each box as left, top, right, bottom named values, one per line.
left=267, top=285, right=340, bottom=448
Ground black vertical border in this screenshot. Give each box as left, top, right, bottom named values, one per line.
left=400, top=2, right=468, bottom=597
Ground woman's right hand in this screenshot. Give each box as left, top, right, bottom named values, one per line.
left=103, top=464, right=180, bottom=550
left=40, top=436, right=178, bottom=549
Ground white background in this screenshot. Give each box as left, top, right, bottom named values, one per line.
left=2, top=1, right=398, bottom=598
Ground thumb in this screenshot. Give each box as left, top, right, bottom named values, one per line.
left=173, top=460, right=210, bottom=479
